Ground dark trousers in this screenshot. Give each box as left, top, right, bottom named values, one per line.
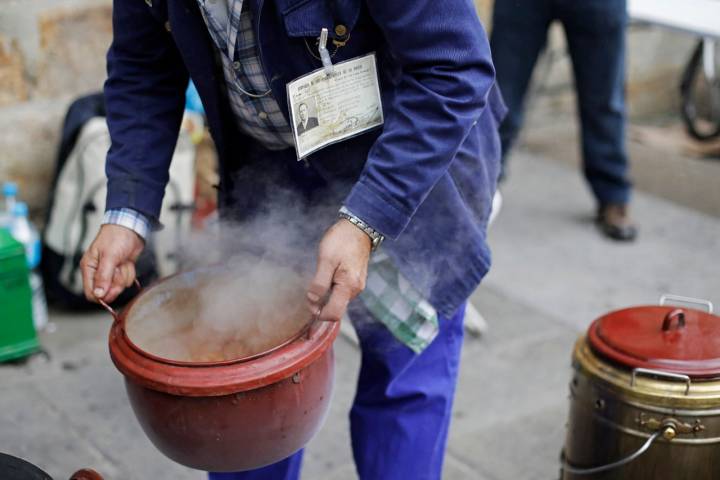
left=491, top=0, right=632, bottom=205
left=208, top=301, right=466, bottom=480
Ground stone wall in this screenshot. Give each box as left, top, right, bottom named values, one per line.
left=0, top=0, right=112, bottom=220
left=0, top=0, right=701, bottom=219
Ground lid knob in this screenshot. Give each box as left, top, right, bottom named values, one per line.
left=662, top=309, right=686, bottom=332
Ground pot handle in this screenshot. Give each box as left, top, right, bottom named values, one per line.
left=97, top=278, right=143, bottom=323
left=631, top=367, right=691, bottom=395
left=560, top=431, right=661, bottom=476
left=659, top=294, right=714, bottom=314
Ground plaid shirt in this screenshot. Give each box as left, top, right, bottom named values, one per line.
left=103, top=208, right=151, bottom=239
left=197, top=0, right=293, bottom=150
left=103, top=0, right=440, bottom=353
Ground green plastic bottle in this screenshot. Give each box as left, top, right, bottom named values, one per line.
left=0, top=228, right=39, bottom=362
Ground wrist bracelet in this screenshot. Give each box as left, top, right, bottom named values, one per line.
left=338, top=206, right=385, bottom=251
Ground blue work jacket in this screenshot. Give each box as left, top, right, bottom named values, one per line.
left=104, top=0, right=506, bottom=318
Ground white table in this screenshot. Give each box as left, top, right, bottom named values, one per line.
left=628, top=0, right=720, bottom=39
left=628, top=0, right=719, bottom=131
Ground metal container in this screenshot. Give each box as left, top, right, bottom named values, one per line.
left=561, top=295, right=720, bottom=479
left=106, top=268, right=340, bottom=472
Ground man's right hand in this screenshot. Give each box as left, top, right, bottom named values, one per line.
left=80, top=224, right=145, bottom=303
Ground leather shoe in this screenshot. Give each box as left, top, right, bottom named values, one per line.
left=596, top=204, right=637, bottom=241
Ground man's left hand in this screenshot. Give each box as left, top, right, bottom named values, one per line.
left=307, top=219, right=372, bottom=322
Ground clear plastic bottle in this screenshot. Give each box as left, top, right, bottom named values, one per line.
left=10, top=201, right=48, bottom=331
left=29, top=271, right=49, bottom=332
left=10, top=202, right=40, bottom=269
left=0, top=182, right=18, bottom=230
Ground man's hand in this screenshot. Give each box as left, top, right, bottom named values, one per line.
left=80, top=224, right=145, bottom=303
left=307, top=219, right=372, bottom=322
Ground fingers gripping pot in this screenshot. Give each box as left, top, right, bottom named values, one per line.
left=105, top=267, right=340, bottom=472
left=561, top=295, right=720, bottom=479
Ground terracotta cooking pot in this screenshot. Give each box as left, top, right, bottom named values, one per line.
left=105, top=269, right=339, bottom=472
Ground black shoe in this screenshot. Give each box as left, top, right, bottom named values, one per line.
left=596, top=204, right=638, bottom=242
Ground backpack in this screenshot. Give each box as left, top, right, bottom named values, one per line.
left=41, top=93, right=196, bottom=309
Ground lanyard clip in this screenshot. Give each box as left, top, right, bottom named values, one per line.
left=318, top=28, right=334, bottom=76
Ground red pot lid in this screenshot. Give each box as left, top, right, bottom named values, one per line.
left=587, top=305, right=720, bottom=378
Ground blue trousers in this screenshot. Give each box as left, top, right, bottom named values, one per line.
left=490, top=0, right=632, bottom=206
left=208, top=301, right=466, bottom=480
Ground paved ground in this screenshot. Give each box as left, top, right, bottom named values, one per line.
left=2, top=127, right=719, bottom=479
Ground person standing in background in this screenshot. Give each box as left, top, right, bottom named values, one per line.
left=490, top=0, right=637, bottom=241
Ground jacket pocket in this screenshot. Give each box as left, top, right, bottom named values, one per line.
left=277, top=0, right=361, bottom=39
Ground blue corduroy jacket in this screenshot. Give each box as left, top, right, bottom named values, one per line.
left=104, top=0, right=506, bottom=317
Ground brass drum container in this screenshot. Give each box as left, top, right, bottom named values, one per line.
left=561, top=296, right=720, bottom=479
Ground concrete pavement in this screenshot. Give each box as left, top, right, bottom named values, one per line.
left=1, top=144, right=719, bottom=479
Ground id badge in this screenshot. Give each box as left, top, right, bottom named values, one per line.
left=286, top=53, right=384, bottom=160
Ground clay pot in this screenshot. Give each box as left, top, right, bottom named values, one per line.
left=106, top=270, right=339, bottom=472
left=69, top=469, right=104, bottom=480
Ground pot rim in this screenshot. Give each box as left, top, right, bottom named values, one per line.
left=108, top=271, right=340, bottom=397
left=574, top=336, right=720, bottom=409
left=120, top=269, right=319, bottom=368
left=110, top=317, right=338, bottom=397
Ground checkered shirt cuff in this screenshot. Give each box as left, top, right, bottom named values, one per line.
left=103, top=208, right=151, bottom=240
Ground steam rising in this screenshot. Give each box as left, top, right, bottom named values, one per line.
left=121, top=165, right=471, bottom=362
left=125, top=194, right=337, bottom=363
left=125, top=259, right=308, bottom=362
